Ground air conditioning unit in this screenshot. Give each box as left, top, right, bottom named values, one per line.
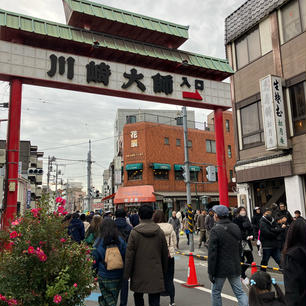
left=0, top=149, right=5, bottom=164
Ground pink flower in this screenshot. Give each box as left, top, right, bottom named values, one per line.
left=73, top=283, right=77, bottom=288
left=0, top=294, right=7, bottom=301
left=9, top=231, right=18, bottom=239
left=61, top=199, right=66, bottom=205
left=38, top=254, right=47, bottom=262
left=60, top=238, right=66, bottom=243
left=39, top=241, right=46, bottom=245
left=28, top=246, right=35, bottom=254
left=57, top=206, right=65, bottom=213
left=11, top=220, right=20, bottom=226
left=31, top=208, right=41, bottom=218
left=53, top=295, right=62, bottom=304
left=7, top=299, right=18, bottom=305
left=55, top=197, right=63, bottom=203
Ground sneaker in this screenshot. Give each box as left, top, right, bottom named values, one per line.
left=169, top=303, right=176, bottom=306
left=242, top=277, right=250, bottom=288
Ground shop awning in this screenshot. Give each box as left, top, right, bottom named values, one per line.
left=174, top=164, right=201, bottom=171
left=152, top=163, right=171, bottom=170
left=114, top=185, right=156, bottom=204
left=126, top=163, right=143, bottom=171
left=101, top=193, right=116, bottom=201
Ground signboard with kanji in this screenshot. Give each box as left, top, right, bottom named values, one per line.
left=0, top=41, right=231, bottom=109
left=260, top=75, right=288, bottom=150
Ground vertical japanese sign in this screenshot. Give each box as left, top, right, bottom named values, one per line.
left=260, top=75, right=288, bottom=150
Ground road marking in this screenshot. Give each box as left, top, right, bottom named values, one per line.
left=174, top=278, right=238, bottom=302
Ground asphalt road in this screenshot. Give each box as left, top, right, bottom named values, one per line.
left=86, top=233, right=284, bottom=306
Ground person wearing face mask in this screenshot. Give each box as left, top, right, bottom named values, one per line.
left=233, top=206, right=254, bottom=287
left=259, top=208, right=285, bottom=271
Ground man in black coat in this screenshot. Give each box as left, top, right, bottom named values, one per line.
left=277, top=203, right=293, bottom=224
left=115, top=209, right=133, bottom=306
left=208, top=205, right=248, bottom=306
left=259, top=208, right=285, bottom=270
left=68, top=213, right=85, bottom=244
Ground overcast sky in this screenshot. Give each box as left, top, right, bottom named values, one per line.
left=0, top=0, right=245, bottom=191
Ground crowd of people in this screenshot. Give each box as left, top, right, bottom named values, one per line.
left=63, top=203, right=305, bottom=306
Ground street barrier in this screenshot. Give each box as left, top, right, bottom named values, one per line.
left=175, top=251, right=283, bottom=274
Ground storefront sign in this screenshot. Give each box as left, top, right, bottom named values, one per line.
left=0, top=41, right=231, bottom=109
left=260, top=75, right=288, bottom=150
left=130, top=130, right=138, bottom=147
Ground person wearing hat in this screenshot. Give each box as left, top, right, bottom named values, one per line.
left=208, top=205, right=248, bottom=306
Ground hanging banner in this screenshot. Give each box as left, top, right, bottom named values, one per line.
left=259, top=75, right=288, bottom=150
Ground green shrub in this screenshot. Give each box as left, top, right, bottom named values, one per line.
left=0, top=196, right=95, bottom=306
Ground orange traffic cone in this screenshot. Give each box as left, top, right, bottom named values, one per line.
left=182, top=253, right=202, bottom=287
left=251, top=262, right=258, bottom=275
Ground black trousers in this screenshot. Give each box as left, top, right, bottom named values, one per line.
left=241, top=250, right=254, bottom=279
left=134, top=292, right=160, bottom=306
left=164, top=257, right=175, bottom=304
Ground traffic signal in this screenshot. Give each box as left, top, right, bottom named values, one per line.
left=95, top=190, right=100, bottom=198
left=206, top=166, right=216, bottom=182
left=181, top=165, right=187, bottom=182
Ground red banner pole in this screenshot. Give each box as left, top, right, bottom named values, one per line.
left=214, top=108, right=229, bottom=207
left=1, top=79, right=22, bottom=229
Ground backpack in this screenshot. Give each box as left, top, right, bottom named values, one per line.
left=105, top=244, right=124, bottom=270
left=85, top=232, right=95, bottom=246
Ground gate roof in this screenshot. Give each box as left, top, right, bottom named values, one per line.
left=0, top=8, right=233, bottom=81
left=62, top=0, right=189, bottom=49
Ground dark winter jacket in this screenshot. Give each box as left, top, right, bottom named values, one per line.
left=259, top=216, right=283, bottom=249
left=251, top=212, right=263, bottom=233
left=208, top=218, right=242, bottom=278
left=124, top=219, right=168, bottom=293
left=233, top=215, right=254, bottom=251
left=256, top=292, right=287, bottom=306
left=68, top=218, right=85, bottom=243
left=168, top=217, right=180, bottom=235
left=283, top=245, right=306, bottom=306
left=205, top=214, right=215, bottom=231
left=129, top=213, right=140, bottom=227
left=92, top=237, right=126, bottom=279
left=115, top=217, right=132, bottom=242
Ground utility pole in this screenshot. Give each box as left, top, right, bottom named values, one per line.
left=87, top=140, right=92, bottom=211
left=47, top=156, right=55, bottom=193
left=182, top=106, right=194, bottom=252
left=55, top=163, right=58, bottom=197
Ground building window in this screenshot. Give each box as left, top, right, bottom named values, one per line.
left=127, top=169, right=142, bottom=180
left=188, top=140, right=192, bottom=148
left=281, top=0, right=306, bottom=43
left=175, top=169, right=184, bottom=181
left=228, top=145, right=232, bottom=158
left=225, top=119, right=230, bottom=132
left=236, top=27, right=261, bottom=69
left=126, top=115, right=136, bottom=124
left=229, top=170, right=234, bottom=181
left=176, top=139, right=181, bottom=146
left=290, top=81, right=306, bottom=135
left=206, top=140, right=216, bottom=153
left=240, top=101, right=264, bottom=148
left=190, top=171, right=198, bottom=182
left=153, top=169, right=169, bottom=180
left=164, top=137, right=169, bottom=145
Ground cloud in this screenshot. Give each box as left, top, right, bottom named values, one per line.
left=0, top=0, right=245, bottom=190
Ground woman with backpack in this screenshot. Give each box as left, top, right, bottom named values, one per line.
left=92, top=218, right=126, bottom=306
left=85, top=214, right=102, bottom=246
left=153, top=210, right=177, bottom=306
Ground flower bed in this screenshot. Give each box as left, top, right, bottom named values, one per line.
left=0, top=196, right=95, bottom=306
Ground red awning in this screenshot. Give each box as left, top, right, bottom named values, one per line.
left=101, top=193, right=116, bottom=201
left=114, top=185, right=156, bottom=204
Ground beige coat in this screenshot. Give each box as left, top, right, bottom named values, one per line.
left=158, top=223, right=177, bottom=258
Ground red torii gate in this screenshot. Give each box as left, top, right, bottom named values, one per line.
left=0, top=0, right=233, bottom=228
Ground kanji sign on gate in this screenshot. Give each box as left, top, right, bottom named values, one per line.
left=0, top=41, right=231, bottom=110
